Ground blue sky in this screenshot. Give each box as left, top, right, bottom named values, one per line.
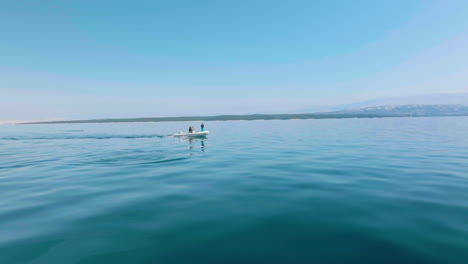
left=1, top=0, right=468, bottom=120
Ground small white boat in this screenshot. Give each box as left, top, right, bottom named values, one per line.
left=174, top=131, right=210, bottom=137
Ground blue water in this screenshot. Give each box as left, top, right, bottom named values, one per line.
left=1, top=117, right=468, bottom=264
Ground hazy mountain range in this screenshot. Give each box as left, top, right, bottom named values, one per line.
left=333, top=93, right=468, bottom=111
left=329, top=104, right=468, bottom=116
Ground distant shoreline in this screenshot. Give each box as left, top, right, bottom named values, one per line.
left=19, top=113, right=468, bottom=125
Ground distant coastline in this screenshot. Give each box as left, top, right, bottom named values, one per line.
left=20, top=111, right=468, bottom=125
left=20, top=113, right=406, bottom=125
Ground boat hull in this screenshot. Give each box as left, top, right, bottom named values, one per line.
left=174, top=131, right=210, bottom=137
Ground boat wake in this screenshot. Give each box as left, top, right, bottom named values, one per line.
left=1, top=134, right=170, bottom=141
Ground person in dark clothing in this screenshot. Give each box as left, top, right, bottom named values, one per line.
left=201, top=123, right=205, bottom=131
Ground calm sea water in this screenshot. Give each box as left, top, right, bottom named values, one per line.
left=1, top=117, right=467, bottom=264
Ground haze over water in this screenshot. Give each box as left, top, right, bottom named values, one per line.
left=1, top=117, right=468, bottom=264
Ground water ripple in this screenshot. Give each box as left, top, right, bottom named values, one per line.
left=1, top=118, right=468, bottom=263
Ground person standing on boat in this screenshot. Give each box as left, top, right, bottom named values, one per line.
left=201, top=123, right=205, bottom=131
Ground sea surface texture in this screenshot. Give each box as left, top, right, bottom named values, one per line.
left=1, top=117, right=467, bottom=264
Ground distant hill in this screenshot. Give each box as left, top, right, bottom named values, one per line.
left=330, top=104, right=468, bottom=116
left=334, top=93, right=468, bottom=111
left=21, top=104, right=468, bottom=124
left=21, top=113, right=399, bottom=124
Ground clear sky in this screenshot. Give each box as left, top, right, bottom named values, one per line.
left=1, top=0, right=468, bottom=120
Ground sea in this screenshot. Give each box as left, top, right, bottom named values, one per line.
left=1, top=117, right=467, bottom=264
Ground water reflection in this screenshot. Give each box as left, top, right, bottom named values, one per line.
left=178, top=137, right=207, bottom=152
